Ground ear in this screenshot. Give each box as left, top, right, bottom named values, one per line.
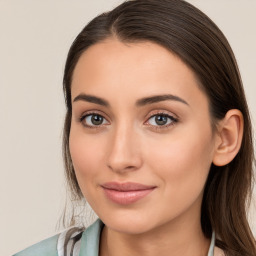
left=213, top=109, right=244, bottom=166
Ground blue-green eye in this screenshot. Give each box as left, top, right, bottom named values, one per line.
left=81, top=114, right=108, bottom=127
left=147, top=114, right=177, bottom=126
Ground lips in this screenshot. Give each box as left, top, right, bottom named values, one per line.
left=101, top=182, right=156, bottom=205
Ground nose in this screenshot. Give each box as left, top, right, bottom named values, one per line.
left=106, top=123, right=143, bottom=174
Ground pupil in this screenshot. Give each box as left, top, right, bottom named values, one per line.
left=155, top=115, right=167, bottom=125
left=91, top=115, right=103, bottom=125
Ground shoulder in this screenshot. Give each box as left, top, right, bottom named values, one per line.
left=13, top=234, right=59, bottom=256
left=13, top=219, right=103, bottom=256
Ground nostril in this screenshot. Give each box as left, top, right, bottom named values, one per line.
left=106, top=131, right=143, bottom=173
left=107, top=162, right=141, bottom=174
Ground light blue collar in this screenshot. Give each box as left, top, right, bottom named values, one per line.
left=208, top=231, right=215, bottom=256
left=79, top=219, right=103, bottom=256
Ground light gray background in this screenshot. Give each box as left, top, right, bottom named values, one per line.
left=0, top=1, right=255, bottom=255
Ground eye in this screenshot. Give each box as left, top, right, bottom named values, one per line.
left=146, top=113, right=178, bottom=127
left=80, top=113, right=108, bottom=128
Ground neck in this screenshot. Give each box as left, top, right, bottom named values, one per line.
left=99, top=209, right=210, bottom=256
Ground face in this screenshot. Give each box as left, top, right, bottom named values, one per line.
left=69, top=38, right=217, bottom=235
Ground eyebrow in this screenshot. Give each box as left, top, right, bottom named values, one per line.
left=73, top=93, right=189, bottom=107
left=136, top=94, right=189, bottom=107
left=73, top=94, right=110, bottom=107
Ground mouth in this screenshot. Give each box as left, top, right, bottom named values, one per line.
left=101, top=182, right=156, bottom=205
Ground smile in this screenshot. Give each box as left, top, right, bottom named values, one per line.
left=101, top=182, right=156, bottom=205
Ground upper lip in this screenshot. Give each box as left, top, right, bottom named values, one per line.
left=101, top=182, right=156, bottom=191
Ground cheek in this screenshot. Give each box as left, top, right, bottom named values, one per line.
left=69, top=127, right=105, bottom=188
left=146, top=125, right=213, bottom=199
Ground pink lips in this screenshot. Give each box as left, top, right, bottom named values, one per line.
left=101, top=182, right=156, bottom=205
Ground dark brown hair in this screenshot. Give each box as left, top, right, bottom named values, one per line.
left=62, top=0, right=256, bottom=255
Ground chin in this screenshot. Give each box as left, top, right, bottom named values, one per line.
left=106, top=220, right=152, bottom=235
left=98, top=210, right=163, bottom=235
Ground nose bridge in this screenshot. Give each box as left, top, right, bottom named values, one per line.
left=107, top=120, right=142, bottom=173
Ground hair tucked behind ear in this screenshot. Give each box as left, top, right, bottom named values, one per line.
left=62, top=0, right=256, bottom=255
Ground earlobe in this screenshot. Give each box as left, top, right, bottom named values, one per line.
left=212, top=109, right=244, bottom=166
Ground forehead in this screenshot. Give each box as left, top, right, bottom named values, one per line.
left=71, top=38, right=208, bottom=110
left=72, top=38, right=193, bottom=84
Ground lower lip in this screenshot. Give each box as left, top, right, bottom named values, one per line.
left=102, top=188, right=155, bottom=205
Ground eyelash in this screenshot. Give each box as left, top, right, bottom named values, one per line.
left=79, top=111, right=108, bottom=130
left=146, top=112, right=178, bottom=131
left=79, top=111, right=178, bottom=131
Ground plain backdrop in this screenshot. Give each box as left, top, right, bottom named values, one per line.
left=0, top=1, right=255, bottom=255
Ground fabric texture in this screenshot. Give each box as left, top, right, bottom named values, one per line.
left=13, top=218, right=222, bottom=256
left=57, top=227, right=84, bottom=256
left=13, top=234, right=59, bottom=256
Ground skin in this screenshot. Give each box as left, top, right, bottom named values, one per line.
left=69, top=38, right=242, bottom=256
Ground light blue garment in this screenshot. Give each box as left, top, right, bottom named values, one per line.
left=13, top=234, right=59, bottom=256
left=13, top=219, right=215, bottom=256
left=78, top=219, right=104, bottom=256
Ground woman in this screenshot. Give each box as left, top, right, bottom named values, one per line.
left=14, top=0, right=256, bottom=255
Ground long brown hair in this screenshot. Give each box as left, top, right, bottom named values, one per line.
left=62, top=0, right=256, bottom=255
